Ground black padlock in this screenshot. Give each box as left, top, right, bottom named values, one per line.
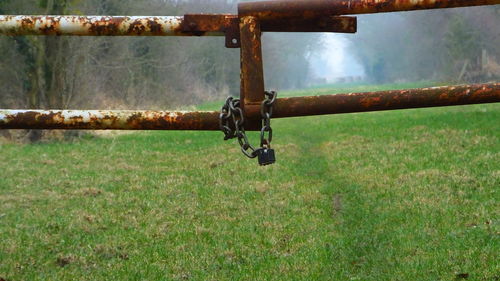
left=257, top=148, right=276, bottom=166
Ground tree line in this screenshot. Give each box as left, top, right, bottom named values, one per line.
left=0, top=0, right=320, bottom=114
left=351, top=6, right=500, bottom=83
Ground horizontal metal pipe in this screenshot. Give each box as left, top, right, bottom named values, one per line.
left=0, top=14, right=359, bottom=37
left=1, top=84, right=498, bottom=130
left=0, top=110, right=220, bottom=130
left=0, top=15, right=224, bottom=36
left=239, top=0, right=500, bottom=21
left=261, top=16, right=357, bottom=33
left=271, top=83, right=500, bottom=118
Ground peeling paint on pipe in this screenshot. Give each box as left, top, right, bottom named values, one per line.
left=0, top=15, right=225, bottom=36
left=0, top=110, right=220, bottom=130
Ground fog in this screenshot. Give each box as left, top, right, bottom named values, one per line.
left=310, top=7, right=500, bottom=85
left=310, top=34, right=365, bottom=82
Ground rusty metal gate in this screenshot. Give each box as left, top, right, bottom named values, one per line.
left=0, top=0, right=499, bottom=165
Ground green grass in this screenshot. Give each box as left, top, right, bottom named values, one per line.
left=0, top=83, right=499, bottom=280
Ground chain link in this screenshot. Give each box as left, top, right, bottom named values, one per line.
left=219, top=97, right=234, bottom=140
left=220, top=91, right=278, bottom=160
left=260, top=91, right=276, bottom=148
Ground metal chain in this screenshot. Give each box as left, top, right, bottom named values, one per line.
left=220, top=91, right=277, bottom=159
left=220, top=96, right=257, bottom=158
left=219, top=97, right=234, bottom=140
left=260, top=91, right=277, bottom=149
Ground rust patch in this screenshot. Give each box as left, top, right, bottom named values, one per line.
left=240, top=16, right=265, bottom=130
left=360, top=97, right=382, bottom=108
left=271, top=83, right=500, bottom=118
left=38, top=17, right=62, bottom=35
left=128, top=19, right=147, bottom=35
left=20, top=17, right=34, bottom=29
left=88, top=17, right=121, bottom=35
left=0, top=110, right=221, bottom=131
left=147, top=19, right=163, bottom=35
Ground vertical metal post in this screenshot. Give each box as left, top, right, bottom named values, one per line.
left=239, top=16, right=265, bottom=130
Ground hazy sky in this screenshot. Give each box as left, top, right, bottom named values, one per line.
left=310, top=34, right=365, bottom=81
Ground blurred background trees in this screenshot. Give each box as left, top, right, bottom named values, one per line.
left=350, top=6, right=500, bottom=83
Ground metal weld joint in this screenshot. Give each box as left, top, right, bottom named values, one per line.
left=181, top=14, right=241, bottom=48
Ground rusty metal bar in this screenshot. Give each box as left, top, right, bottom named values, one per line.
left=239, top=0, right=500, bottom=22
left=1, top=84, right=498, bottom=130
left=240, top=16, right=266, bottom=130
left=0, top=14, right=358, bottom=37
left=272, top=83, right=500, bottom=118
left=0, top=110, right=220, bottom=130
left=261, top=16, right=357, bottom=33
left=0, top=15, right=227, bottom=36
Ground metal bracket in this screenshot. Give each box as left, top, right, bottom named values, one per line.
left=237, top=13, right=357, bottom=130
left=262, top=16, right=357, bottom=33
left=181, top=14, right=241, bottom=48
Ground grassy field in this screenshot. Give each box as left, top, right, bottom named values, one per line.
left=0, top=83, right=499, bottom=280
